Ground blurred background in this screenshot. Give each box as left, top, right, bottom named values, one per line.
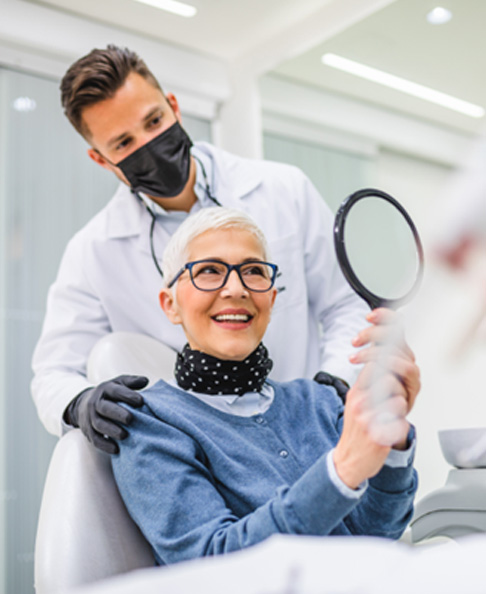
left=1, top=0, right=486, bottom=591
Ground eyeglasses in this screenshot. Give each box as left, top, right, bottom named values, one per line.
left=167, top=259, right=278, bottom=292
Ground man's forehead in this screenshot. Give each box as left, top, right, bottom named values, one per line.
left=81, top=73, right=167, bottom=146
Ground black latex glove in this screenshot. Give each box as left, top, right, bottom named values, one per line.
left=313, top=371, right=350, bottom=402
left=64, top=374, right=148, bottom=454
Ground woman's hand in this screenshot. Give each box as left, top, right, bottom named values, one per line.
left=350, top=308, right=420, bottom=419
left=332, top=308, right=420, bottom=489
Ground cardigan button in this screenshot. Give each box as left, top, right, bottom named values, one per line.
left=279, top=450, right=289, bottom=458
left=255, top=416, right=264, bottom=424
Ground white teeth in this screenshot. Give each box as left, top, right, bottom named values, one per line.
left=214, top=314, right=251, bottom=322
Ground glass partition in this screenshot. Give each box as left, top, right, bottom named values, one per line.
left=263, top=131, right=374, bottom=213
left=0, top=65, right=211, bottom=594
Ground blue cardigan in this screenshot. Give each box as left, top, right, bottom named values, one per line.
left=112, top=378, right=417, bottom=566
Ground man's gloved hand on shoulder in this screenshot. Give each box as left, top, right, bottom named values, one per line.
left=63, top=374, right=148, bottom=454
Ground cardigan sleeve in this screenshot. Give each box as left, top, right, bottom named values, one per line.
left=338, top=420, right=418, bottom=540
left=111, top=404, right=364, bottom=566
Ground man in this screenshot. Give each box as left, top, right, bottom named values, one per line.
left=32, top=45, right=368, bottom=454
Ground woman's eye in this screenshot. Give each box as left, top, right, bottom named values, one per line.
left=243, top=265, right=266, bottom=277
left=196, top=265, right=223, bottom=276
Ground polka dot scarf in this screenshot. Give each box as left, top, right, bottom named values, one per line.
left=174, top=343, right=273, bottom=396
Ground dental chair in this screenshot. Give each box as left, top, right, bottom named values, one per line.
left=34, top=332, right=177, bottom=594
left=411, top=428, right=486, bottom=543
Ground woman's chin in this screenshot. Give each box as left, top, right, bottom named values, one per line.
left=208, top=343, right=257, bottom=362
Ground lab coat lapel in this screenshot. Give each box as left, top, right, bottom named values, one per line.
left=106, top=183, right=145, bottom=239
left=195, top=142, right=263, bottom=206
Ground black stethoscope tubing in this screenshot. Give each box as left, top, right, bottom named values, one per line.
left=138, top=155, right=222, bottom=278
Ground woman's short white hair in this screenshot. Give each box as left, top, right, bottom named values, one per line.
left=162, top=207, right=270, bottom=286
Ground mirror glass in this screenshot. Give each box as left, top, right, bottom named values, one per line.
left=344, top=197, right=421, bottom=300
left=335, top=189, right=424, bottom=309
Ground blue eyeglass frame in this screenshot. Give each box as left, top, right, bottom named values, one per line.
left=167, top=259, right=279, bottom=292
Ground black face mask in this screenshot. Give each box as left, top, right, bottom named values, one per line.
left=116, top=121, right=193, bottom=198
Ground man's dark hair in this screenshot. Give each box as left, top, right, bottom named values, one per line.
left=60, top=44, right=161, bottom=140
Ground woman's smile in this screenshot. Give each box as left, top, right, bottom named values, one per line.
left=211, top=308, right=254, bottom=329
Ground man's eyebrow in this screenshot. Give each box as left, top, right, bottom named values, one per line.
left=143, top=106, right=162, bottom=123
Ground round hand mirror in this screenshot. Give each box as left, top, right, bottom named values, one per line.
left=334, top=188, right=424, bottom=310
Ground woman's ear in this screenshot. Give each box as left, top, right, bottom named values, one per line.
left=268, top=287, right=277, bottom=318
left=159, top=288, right=182, bottom=325
left=270, top=287, right=277, bottom=308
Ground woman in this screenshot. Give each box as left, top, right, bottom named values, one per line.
left=112, top=207, right=419, bottom=566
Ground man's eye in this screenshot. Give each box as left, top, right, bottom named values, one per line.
left=148, top=115, right=162, bottom=128
left=115, top=138, right=132, bottom=151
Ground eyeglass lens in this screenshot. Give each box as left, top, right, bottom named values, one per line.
left=190, top=261, right=274, bottom=291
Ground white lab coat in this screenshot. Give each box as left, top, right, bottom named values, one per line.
left=32, top=142, right=368, bottom=436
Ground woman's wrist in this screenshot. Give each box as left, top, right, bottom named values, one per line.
left=332, top=447, right=363, bottom=490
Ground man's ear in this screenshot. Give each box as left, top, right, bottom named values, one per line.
left=159, top=288, right=182, bottom=325
left=87, top=147, right=112, bottom=171
left=166, top=93, right=182, bottom=123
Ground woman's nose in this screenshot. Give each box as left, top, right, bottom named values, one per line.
left=221, top=269, right=248, bottom=297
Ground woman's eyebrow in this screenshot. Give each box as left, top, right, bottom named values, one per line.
left=197, top=257, right=264, bottom=263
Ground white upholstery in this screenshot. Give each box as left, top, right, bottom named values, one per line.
left=35, top=332, right=177, bottom=594
left=86, top=331, right=177, bottom=387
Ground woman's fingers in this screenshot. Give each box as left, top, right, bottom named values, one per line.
left=352, top=308, right=415, bottom=360
left=351, top=351, right=420, bottom=413
left=362, top=391, right=411, bottom=447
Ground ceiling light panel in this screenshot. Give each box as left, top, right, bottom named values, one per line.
left=426, top=7, right=452, bottom=25
left=321, top=53, right=484, bottom=119
left=132, top=0, right=197, bottom=18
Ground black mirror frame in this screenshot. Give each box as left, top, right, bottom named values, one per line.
left=334, top=188, right=425, bottom=310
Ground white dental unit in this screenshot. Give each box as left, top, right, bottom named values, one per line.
left=411, top=428, right=486, bottom=542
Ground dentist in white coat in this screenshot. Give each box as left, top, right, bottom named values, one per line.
left=32, top=45, right=368, bottom=454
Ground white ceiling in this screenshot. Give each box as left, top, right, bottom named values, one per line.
left=30, top=0, right=486, bottom=135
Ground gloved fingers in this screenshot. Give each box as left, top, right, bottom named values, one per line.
left=113, top=375, right=149, bottom=391
left=89, top=431, right=120, bottom=455
left=333, top=378, right=350, bottom=399
left=91, top=412, right=129, bottom=442
left=313, top=371, right=349, bottom=402
left=95, top=398, right=134, bottom=426
left=101, top=382, right=145, bottom=407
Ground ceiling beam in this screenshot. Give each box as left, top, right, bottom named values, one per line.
left=233, top=0, right=397, bottom=75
